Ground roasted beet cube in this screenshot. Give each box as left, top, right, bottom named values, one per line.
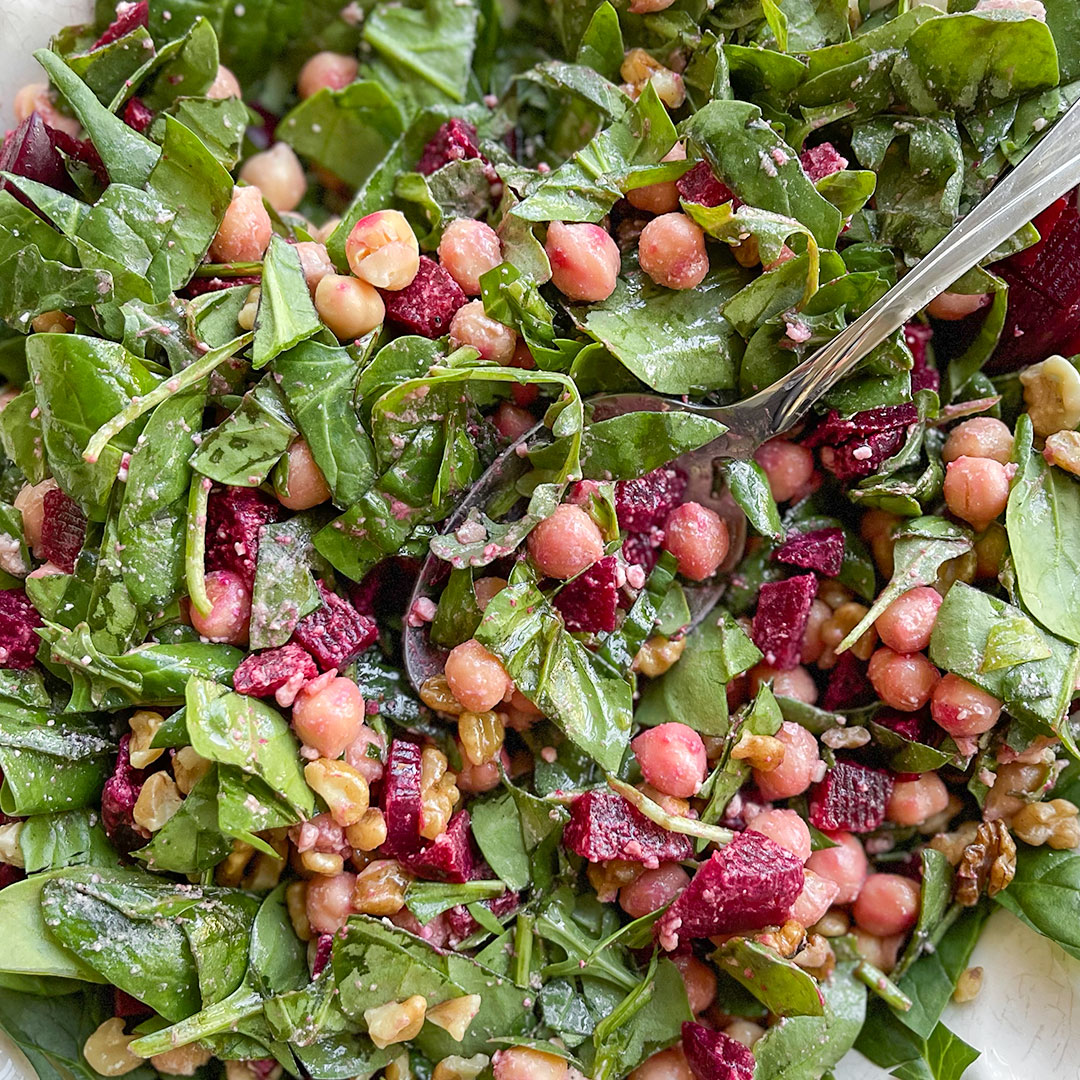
left=113, top=989, right=152, bottom=1020
left=40, top=488, right=86, bottom=573
left=800, top=142, right=848, bottom=183
left=312, top=933, right=334, bottom=976
left=382, top=739, right=423, bottom=855
left=682, top=1022, right=755, bottom=1080
left=0, top=864, right=24, bottom=891
left=205, top=485, right=282, bottom=591
left=656, top=830, right=804, bottom=950
left=563, top=790, right=693, bottom=868
left=1008, top=196, right=1069, bottom=271
left=92, top=0, right=149, bottom=49
left=805, top=403, right=920, bottom=448
left=349, top=557, right=421, bottom=620
left=291, top=580, right=378, bottom=671
left=0, top=114, right=71, bottom=204
left=622, top=530, right=662, bottom=573
left=772, top=527, right=844, bottom=578
left=751, top=573, right=818, bottom=671
left=446, top=888, right=520, bottom=941
left=401, top=810, right=476, bottom=882
left=101, top=734, right=149, bottom=853
left=122, top=97, right=154, bottom=134
left=553, top=555, right=618, bottom=633
left=676, top=160, right=738, bottom=208
left=382, top=256, right=468, bottom=339
left=905, top=322, right=939, bottom=394
left=821, top=651, right=874, bottom=711
left=875, top=706, right=929, bottom=743
left=821, top=428, right=907, bottom=481
left=809, top=760, right=893, bottom=834
left=49, top=127, right=109, bottom=187
left=417, top=119, right=483, bottom=176
left=0, top=590, right=42, bottom=670
left=614, top=468, right=688, bottom=532
left=233, top=643, right=318, bottom=699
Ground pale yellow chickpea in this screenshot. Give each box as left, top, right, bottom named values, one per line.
left=345, top=210, right=420, bottom=290
left=314, top=217, right=342, bottom=245
left=239, top=144, right=308, bottom=213
left=276, top=439, right=332, bottom=510
left=210, top=186, right=273, bottom=263
left=448, top=301, right=517, bottom=363
left=13, top=82, right=80, bottom=137
left=298, top=51, right=360, bottom=99
left=206, top=65, right=242, bottom=99
left=315, top=274, right=386, bottom=339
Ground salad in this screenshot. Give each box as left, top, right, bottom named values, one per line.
left=2, top=0, right=1080, bottom=1078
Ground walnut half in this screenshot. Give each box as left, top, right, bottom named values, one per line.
left=955, top=820, right=1016, bottom=906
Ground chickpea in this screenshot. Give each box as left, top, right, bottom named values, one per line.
left=752, top=720, right=821, bottom=800
left=292, top=674, right=366, bottom=759
left=190, top=569, right=251, bottom=645
left=438, top=219, right=503, bottom=295
left=860, top=507, right=902, bottom=578
left=206, top=65, right=242, bottom=99
left=545, top=221, right=620, bottom=303
left=753, top=438, right=815, bottom=503
left=493, top=1048, right=568, bottom=1080
left=874, top=586, right=942, bottom=654
left=662, top=501, right=729, bottom=580
left=628, top=1048, right=692, bottom=1080
left=449, top=301, right=517, bottom=363
left=749, top=662, right=819, bottom=706
left=345, top=210, right=420, bottom=291
left=930, top=673, right=1001, bottom=738
left=943, top=456, right=1010, bottom=531
left=867, top=647, right=939, bottom=712
left=315, top=274, right=385, bottom=340
left=527, top=504, right=604, bottom=579
left=926, top=291, right=989, bottom=320
left=627, top=144, right=685, bottom=214
left=637, top=213, right=708, bottom=290
left=672, top=953, right=717, bottom=1014
left=619, top=863, right=689, bottom=918
left=746, top=808, right=812, bottom=862
left=276, top=439, right=331, bottom=510
left=14, top=478, right=58, bottom=556
left=295, top=241, right=335, bottom=294
left=974, top=522, right=1007, bottom=580
left=444, top=639, right=512, bottom=712
left=801, top=598, right=832, bottom=665
left=853, top=874, right=920, bottom=937
left=942, top=417, right=1014, bottom=465
left=886, top=773, right=950, bottom=826
left=492, top=402, right=535, bottom=442
left=298, top=51, right=360, bottom=99
left=631, top=722, right=707, bottom=798
left=983, top=760, right=1050, bottom=823
left=239, top=144, right=307, bottom=213
left=806, top=831, right=869, bottom=904
left=791, top=869, right=841, bottom=928
left=13, top=82, right=80, bottom=137
left=306, top=870, right=357, bottom=933
left=210, top=186, right=273, bottom=263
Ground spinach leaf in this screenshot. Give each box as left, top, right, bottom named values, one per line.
left=249, top=514, right=327, bottom=650
left=1007, top=413, right=1080, bottom=646
left=0, top=388, right=48, bottom=484
left=470, top=784, right=568, bottom=892
left=251, top=236, right=322, bottom=370
left=723, top=458, right=783, bottom=541
left=161, top=96, right=249, bottom=169
left=713, top=938, right=824, bottom=1017
left=405, top=880, right=507, bottom=924
left=575, top=3, right=623, bottom=82
left=430, top=567, right=482, bottom=649
left=856, top=1011, right=981, bottom=1080
left=18, top=809, right=113, bottom=873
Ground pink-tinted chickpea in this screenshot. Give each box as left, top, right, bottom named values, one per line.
left=545, top=220, right=620, bottom=302
left=753, top=721, right=821, bottom=800
left=805, top=831, right=868, bottom=904
left=886, top=772, right=949, bottom=827
left=672, top=954, right=717, bottom=1014
left=314, top=274, right=385, bottom=340
left=867, top=647, right=940, bottom=712
left=854, top=929, right=905, bottom=974
left=345, top=210, right=420, bottom=291
left=493, top=402, right=535, bottom=442
left=632, top=722, right=707, bottom=798
left=14, top=478, right=58, bottom=556
left=343, top=725, right=386, bottom=785
left=927, top=291, right=990, bottom=320
left=746, top=808, right=812, bottom=862
left=295, top=241, right=335, bottom=294
left=754, top=439, right=815, bottom=503
left=0, top=387, right=18, bottom=412
left=942, top=417, right=1014, bottom=465
left=190, top=570, right=251, bottom=645
left=444, top=638, right=512, bottom=712
left=297, top=51, right=359, bottom=99
left=637, top=213, right=708, bottom=291
left=853, top=874, right=920, bottom=938
left=801, top=598, right=831, bottom=665
left=661, top=501, right=729, bottom=581
left=456, top=747, right=511, bottom=793
left=943, top=456, right=1010, bottom=531
left=619, top=862, right=690, bottom=919
left=493, top=1047, right=568, bottom=1080
left=276, top=439, right=331, bottom=510
left=449, top=301, right=517, bottom=363
left=239, top=144, right=307, bottom=213
left=292, top=674, right=366, bottom=759
left=306, top=871, right=357, bottom=934
left=527, top=504, right=604, bottom=579
left=749, top=663, right=819, bottom=706
left=209, top=186, right=273, bottom=263
left=473, top=576, right=507, bottom=611
left=627, top=144, right=685, bottom=214
left=206, top=65, right=242, bottom=99
left=791, top=868, right=840, bottom=928
left=931, top=673, right=1002, bottom=737
left=628, top=1048, right=692, bottom=1080
left=13, top=82, right=81, bottom=137
left=438, top=218, right=503, bottom=295
left=874, top=586, right=942, bottom=654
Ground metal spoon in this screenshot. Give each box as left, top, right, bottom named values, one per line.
left=404, top=96, right=1080, bottom=690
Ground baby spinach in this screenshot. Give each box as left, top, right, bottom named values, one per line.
left=713, top=938, right=824, bottom=1017
left=994, top=840, right=1080, bottom=962
left=723, top=457, right=783, bottom=541
left=405, top=880, right=507, bottom=924
left=19, top=809, right=114, bottom=873
left=1007, top=413, right=1080, bottom=646
left=856, top=1010, right=980, bottom=1080
left=249, top=514, right=327, bottom=650
left=252, top=236, right=322, bottom=370
left=162, top=96, right=249, bottom=169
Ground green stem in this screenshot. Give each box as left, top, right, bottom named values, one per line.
left=82, top=332, right=252, bottom=465
left=129, top=986, right=264, bottom=1057
left=192, top=261, right=264, bottom=278
left=513, top=913, right=534, bottom=990
left=185, top=474, right=213, bottom=617
left=608, top=776, right=733, bottom=846
left=854, top=959, right=913, bottom=1013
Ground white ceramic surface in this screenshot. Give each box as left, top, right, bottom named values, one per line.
left=0, top=2, right=1078, bottom=1078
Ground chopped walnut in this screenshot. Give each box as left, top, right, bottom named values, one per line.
left=730, top=732, right=786, bottom=772
left=1044, top=430, right=1080, bottom=476
left=1011, top=798, right=1080, bottom=850
left=754, top=919, right=804, bottom=958
left=955, top=820, right=1016, bottom=906
left=953, top=966, right=983, bottom=1004
left=928, top=820, right=982, bottom=865
left=821, top=724, right=871, bottom=750
left=792, top=933, right=835, bottom=979
left=1020, top=354, right=1080, bottom=436
left=587, top=859, right=643, bottom=902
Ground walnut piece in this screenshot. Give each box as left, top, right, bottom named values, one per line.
left=1044, top=430, right=1080, bottom=476
left=1011, top=798, right=1080, bottom=850
left=955, top=820, right=1016, bottom=906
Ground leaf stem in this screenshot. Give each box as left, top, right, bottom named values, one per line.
left=186, top=474, right=213, bottom=617
left=854, top=959, right=913, bottom=1013
left=513, top=913, right=534, bottom=989
left=608, top=776, right=733, bottom=846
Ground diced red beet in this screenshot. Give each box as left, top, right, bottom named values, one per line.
left=233, top=643, right=318, bottom=698
left=92, top=1, right=149, bottom=49
left=905, top=322, right=940, bottom=394
left=291, top=580, right=378, bottom=671
left=205, top=485, right=282, bottom=591
left=113, top=989, right=152, bottom=1020
left=622, top=530, right=662, bottom=573
left=40, top=488, right=86, bottom=573
left=563, top=790, right=693, bottom=868
left=401, top=810, right=476, bottom=882
left=809, top=761, right=893, bottom=833
left=1008, top=196, right=1069, bottom=271
left=682, top=1022, right=756, bottom=1080
left=0, top=590, right=42, bottom=670
left=823, top=428, right=908, bottom=481
left=804, top=404, right=920, bottom=448
left=0, top=114, right=72, bottom=205
left=48, top=127, right=109, bottom=187
left=0, top=864, right=24, bottom=891
left=553, top=555, right=618, bottom=633
left=382, top=256, right=467, bottom=339
left=446, top=888, right=520, bottom=941
left=312, top=933, right=334, bottom=976
left=182, top=274, right=261, bottom=298
left=821, top=651, right=874, bottom=711
left=676, top=161, right=739, bottom=208
left=101, top=734, right=149, bottom=854
left=656, top=830, right=804, bottom=950
left=772, top=527, right=844, bottom=578
left=751, top=573, right=818, bottom=671
left=382, top=739, right=423, bottom=855
left=614, top=468, right=688, bottom=532
left=349, top=557, right=421, bottom=620
left=418, top=119, right=484, bottom=176
left=800, top=142, right=848, bottom=183
left=875, top=707, right=930, bottom=744
left=122, top=98, right=154, bottom=134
